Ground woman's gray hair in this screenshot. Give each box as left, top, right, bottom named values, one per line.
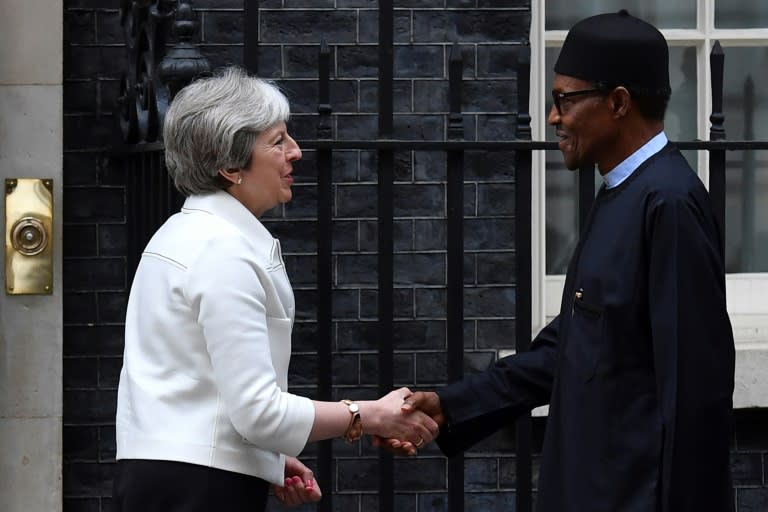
left=163, top=66, right=291, bottom=196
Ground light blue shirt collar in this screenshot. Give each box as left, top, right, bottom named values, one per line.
left=603, top=131, right=668, bottom=189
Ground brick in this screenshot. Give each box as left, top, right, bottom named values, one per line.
left=64, top=389, right=117, bottom=424
left=332, top=151, right=362, bottom=182
left=394, top=253, right=445, bottom=285
left=98, top=356, right=122, bottom=389
left=63, top=425, right=98, bottom=461
left=63, top=258, right=125, bottom=291
left=415, top=288, right=446, bottom=317
left=65, top=187, right=123, bottom=222
left=98, top=224, right=127, bottom=256
left=464, top=183, right=478, bottom=216
left=477, top=319, right=516, bottom=349
left=260, top=11, right=358, bottom=44
left=394, top=45, right=444, bottom=78
left=65, top=45, right=127, bottom=79
left=337, top=114, right=378, bottom=139
left=393, top=320, right=446, bottom=350
left=266, top=220, right=318, bottom=252
left=284, top=255, right=318, bottom=287
left=478, top=183, right=516, bottom=216
left=202, top=11, right=242, bottom=43
left=394, top=114, right=444, bottom=140
left=64, top=224, right=97, bottom=257
left=737, top=488, right=768, bottom=512
left=477, top=44, right=520, bottom=78
left=63, top=497, right=100, bottom=512
left=465, top=491, right=516, bottom=511
left=338, top=184, right=377, bottom=217
left=198, top=44, right=243, bottom=70
left=358, top=9, right=379, bottom=44
left=339, top=0, right=377, bottom=6
left=285, top=0, right=334, bottom=6
left=64, top=114, right=121, bottom=149
left=465, top=457, right=498, bottom=490
left=288, top=354, right=319, bottom=386
left=337, top=320, right=380, bottom=350
left=464, top=286, right=515, bottom=317
left=194, top=0, right=243, bottom=7
left=65, top=292, right=97, bottom=324
left=413, top=151, right=446, bottom=180
left=65, top=80, right=98, bottom=113
left=464, top=218, right=514, bottom=250
left=256, top=45, right=283, bottom=78
left=337, top=458, right=378, bottom=490
left=332, top=353, right=360, bottom=385
left=330, top=79, right=360, bottom=112
left=65, top=10, right=95, bottom=44
left=99, top=79, right=122, bottom=114
left=338, top=45, right=378, bottom=78
left=477, top=114, right=519, bottom=140
left=64, top=0, right=121, bottom=6
left=64, top=152, right=99, bottom=185
left=291, top=322, right=320, bottom=352
left=413, top=80, right=449, bottom=113
left=415, top=351, right=447, bottom=384
left=393, top=184, right=444, bottom=216
left=464, top=253, right=477, bottom=283
left=413, top=219, right=446, bottom=251
left=360, top=288, right=415, bottom=319
left=465, top=151, right=516, bottom=180
left=285, top=45, right=322, bottom=78
left=64, top=325, right=124, bottom=357
left=393, top=458, right=446, bottom=490
left=64, top=357, right=98, bottom=389
left=478, top=0, right=530, bottom=6
left=463, top=80, right=516, bottom=112
left=396, top=0, right=444, bottom=6
left=332, top=289, right=359, bottom=319
left=95, top=10, right=122, bottom=44
left=279, top=79, right=320, bottom=114
left=477, top=252, right=516, bottom=285
left=63, top=461, right=114, bottom=496
left=332, top=220, right=360, bottom=251
left=294, top=289, right=318, bottom=321
left=413, top=10, right=529, bottom=44
left=419, top=493, right=449, bottom=512
left=464, top=350, right=496, bottom=374
left=97, top=291, right=127, bottom=323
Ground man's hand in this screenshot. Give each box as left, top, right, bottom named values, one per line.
left=372, top=391, right=444, bottom=456
left=271, top=456, right=322, bottom=506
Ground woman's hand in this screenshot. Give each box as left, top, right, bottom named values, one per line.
left=358, top=387, right=440, bottom=448
left=271, top=456, right=322, bottom=506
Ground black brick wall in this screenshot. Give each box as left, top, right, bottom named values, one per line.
left=62, top=2, right=768, bottom=512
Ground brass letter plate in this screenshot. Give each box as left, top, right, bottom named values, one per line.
left=5, top=178, right=53, bottom=294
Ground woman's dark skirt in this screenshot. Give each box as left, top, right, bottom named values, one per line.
left=112, top=459, right=270, bottom=512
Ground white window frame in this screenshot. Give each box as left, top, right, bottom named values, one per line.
left=529, top=0, right=768, bottom=409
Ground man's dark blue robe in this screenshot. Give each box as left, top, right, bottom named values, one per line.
left=436, top=144, right=735, bottom=512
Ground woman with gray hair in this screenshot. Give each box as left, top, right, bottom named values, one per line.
left=113, top=67, right=438, bottom=511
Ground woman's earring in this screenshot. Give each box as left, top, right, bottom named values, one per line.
left=237, top=176, right=243, bottom=185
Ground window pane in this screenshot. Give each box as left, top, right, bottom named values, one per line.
left=544, top=46, right=699, bottom=274
left=715, top=0, right=768, bottom=28
left=545, top=0, right=696, bottom=30
left=722, top=47, right=768, bottom=272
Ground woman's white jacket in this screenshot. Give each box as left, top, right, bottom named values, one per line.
left=116, top=191, right=315, bottom=485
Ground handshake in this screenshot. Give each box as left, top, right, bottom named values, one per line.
left=364, top=389, right=445, bottom=456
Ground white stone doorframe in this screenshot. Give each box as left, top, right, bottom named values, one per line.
left=0, top=1, right=64, bottom=511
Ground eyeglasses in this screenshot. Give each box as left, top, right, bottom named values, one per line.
left=551, top=88, right=605, bottom=115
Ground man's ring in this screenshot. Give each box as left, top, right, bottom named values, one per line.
left=414, top=437, right=425, bottom=448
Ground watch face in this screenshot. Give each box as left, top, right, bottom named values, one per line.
left=350, top=403, right=359, bottom=413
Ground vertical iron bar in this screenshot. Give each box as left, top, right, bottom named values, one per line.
left=741, top=77, right=755, bottom=270
left=316, top=40, right=334, bottom=512
left=243, top=0, right=260, bottom=74
left=378, top=1, right=395, bottom=511
left=446, top=43, right=465, bottom=512
left=514, top=44, right=533, bottom=512
left=709, top=41, right=726, bottom=262
left=127, top=156, right=138, bottom=282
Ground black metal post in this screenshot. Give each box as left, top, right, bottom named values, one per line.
left=709, top=41, right=726, bottom=262
left=514, top=43, right=533, bottom=512
left=446, top=42, right=465, bottom=512
left=316, top=39, right=334, bottom=512
left=377, top=1, right=395, bottom=510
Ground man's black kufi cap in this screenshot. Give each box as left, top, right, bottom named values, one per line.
left=554, top=9, right=670, bottom=93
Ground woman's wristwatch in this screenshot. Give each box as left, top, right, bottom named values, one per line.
left=341, top=399, right=362, bottom=443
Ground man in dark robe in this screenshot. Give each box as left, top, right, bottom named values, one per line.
left=390, top=10, right=735, bottom=512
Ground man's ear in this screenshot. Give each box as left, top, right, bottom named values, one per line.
left=611, top=87, right=631, bottom=118
left=219, top=168, right=240, bottom=185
